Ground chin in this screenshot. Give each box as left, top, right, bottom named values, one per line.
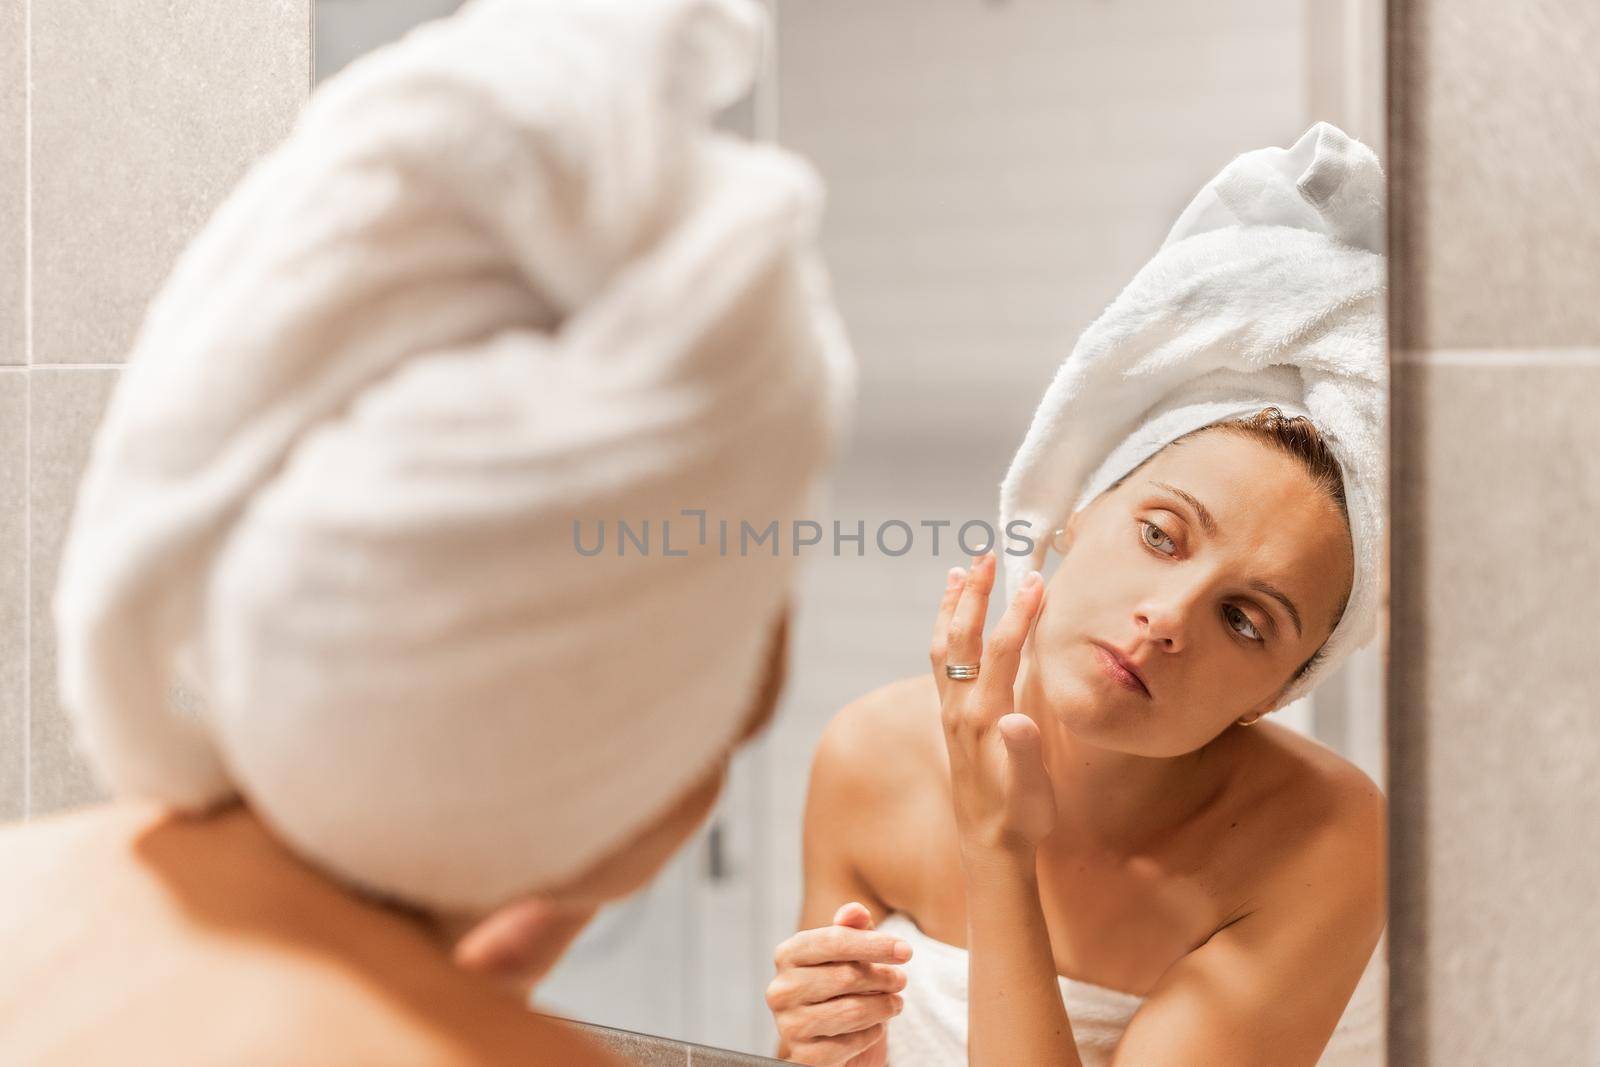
left=1036, top=653, right=1211, bottom=757
left=1036, top=666, right=1144, bottom=741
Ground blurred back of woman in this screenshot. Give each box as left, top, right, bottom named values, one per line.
left=1, top=1, right=853, bottom=1062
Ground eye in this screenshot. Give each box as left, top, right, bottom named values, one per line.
left=1137, top=519, right=1177, bottom=556
left=1224, top=604, right=1264, bottom=643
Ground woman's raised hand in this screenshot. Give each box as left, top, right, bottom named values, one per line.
left=767, top=902, right=910, bottom=1066
left=931, top=552, right=1056, bottom=859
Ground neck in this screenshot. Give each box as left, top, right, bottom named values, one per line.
left=16, top=803, right=616, bottom=1063
left=146, top=801, right=448, bottom=947
left=1015, top=657, right=1237, bottom=859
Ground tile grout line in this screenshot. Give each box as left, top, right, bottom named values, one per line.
left=23, top=350, right=1600, bottom=373
left=22, top=0, right=32, bottom=819
left=1395, top=347, right=1600, bottom=368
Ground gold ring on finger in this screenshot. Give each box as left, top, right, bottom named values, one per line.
left=944, top=662, right=980, bottom=681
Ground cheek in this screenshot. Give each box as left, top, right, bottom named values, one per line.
left=1052, top=523, right=1143, bottom=601
left=1035, top=549, right=1123, bottom=641
left=1029, top=569, right=1137, bottom=681
left=1031, top=584, right=1084, bottom=654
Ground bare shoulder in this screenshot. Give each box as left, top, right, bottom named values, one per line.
left=0, top=805, right=624, bottom=1067
left=1246, top=722, right=1385, bottom=842
left=802, top=674, right=951, bottom=920
left=811, top=673, right=946, bottom=807
left=1117, top=733, right=1385, bottom=1063
left=1220, top=723, right=1386, bottom=927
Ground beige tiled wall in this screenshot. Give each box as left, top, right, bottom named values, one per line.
left=26, top=369, right=118, bottom=815
left=1387, top=2, right=1600, bottom=1064
left=0, top=373, right=25, bottom=815
left=1392, top=0, right=1600, bottom=351
left=29, top=0, right=308, bottom=365
left=1, top=0, right=23, bottom=366
left=1, top=1, right=311, bottom=822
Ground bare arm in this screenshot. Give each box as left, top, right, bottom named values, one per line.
left=930, top=556, right=1081, bottom=1066
left=770, top=699, right=907, bottom=1064
left=794, top=700, right=897, bottom=935
left=962, top=849, right=1082, bottom=1067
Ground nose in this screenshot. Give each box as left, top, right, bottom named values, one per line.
left=1134, top=584, right=1204, bottom=652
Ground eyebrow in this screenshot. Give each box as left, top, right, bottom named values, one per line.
left=1248, top=579, right=1304, bottom=639
left=1154, top=482, right=1218, bottom=537
left=1150, top=481, right=1304, bottom=639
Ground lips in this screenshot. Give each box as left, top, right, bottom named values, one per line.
left=1091, top=641, right=1151, bottom=698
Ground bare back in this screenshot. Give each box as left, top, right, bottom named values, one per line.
left=0, top=803, right=621, bottom=1067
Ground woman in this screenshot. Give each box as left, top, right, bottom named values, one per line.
left=2, top=0, right=852, bottom=1063
left=0, top=629, right=784, bottom=1065
left=767, top=124, right=1388, bottom=1066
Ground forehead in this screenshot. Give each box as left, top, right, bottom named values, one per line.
left=1128, top=432, right=1352, bottom=589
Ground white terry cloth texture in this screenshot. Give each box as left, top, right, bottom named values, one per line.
left=878, top=912, right=1142, bottom=1067
left=52, top=0, right=854, bottom=913
left=999, top=122, right=1386, bottom=709
left=877, top=911, right=1385, bottom=1066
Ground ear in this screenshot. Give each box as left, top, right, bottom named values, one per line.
left=1051, top=509, right=1084, bottom=555
left=1252, top=684, right=1292, bottom=718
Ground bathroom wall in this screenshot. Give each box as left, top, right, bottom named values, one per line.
left=0, top=0, right=310, bottom=822
left=1386, top=1, right=1600, bottom=1064
left=2, top=0, right=26, bottom=821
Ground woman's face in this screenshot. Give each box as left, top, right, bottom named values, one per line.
left=1024, top=430, right=1353, bottom=757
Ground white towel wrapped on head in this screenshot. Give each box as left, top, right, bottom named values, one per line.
left=1000, top=122, right=1386, bottom=709
left=52, top=0, right=853, bottom=912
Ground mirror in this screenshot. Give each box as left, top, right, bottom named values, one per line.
left=316, top=2, right=1388, bottom=1062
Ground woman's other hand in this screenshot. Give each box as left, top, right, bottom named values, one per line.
left=930, top=553, right=1055, bottom=861
left=767, top=901, right=909, bottom=1065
